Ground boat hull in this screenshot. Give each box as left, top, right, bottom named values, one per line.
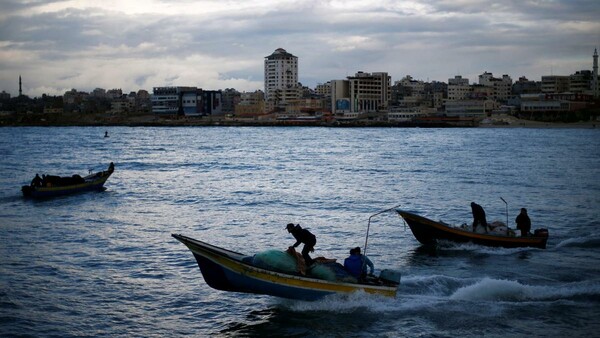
left=22, top=171, right=112, bottom=198
left=397, top=210, right=548, bottom=249
left=172, top=234, right=398, bottom=301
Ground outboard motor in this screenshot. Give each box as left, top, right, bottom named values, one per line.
left=379, top=269, right=401, bottom=285
left=534, top=228, right=549, bottom=237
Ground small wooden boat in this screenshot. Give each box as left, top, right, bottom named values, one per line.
left=21, top=163, right=114, bottom=198
left=172, top=234, right=400, bottom=301
left=397, top=210, right=549, bottom=249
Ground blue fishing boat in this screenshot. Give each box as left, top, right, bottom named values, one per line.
left=172, top=234, right=400, bottom=301
left=21, top=163, right=114, bottom=198
left=172, top=205, right=402, bottom=301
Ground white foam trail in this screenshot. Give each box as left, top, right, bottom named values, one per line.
left=283, top=291, right=401, bottom=313
left=450, top=277, right=600, bottom=302
left=278, top=277, right=600, bottom=313
left=436, top=241, right=537, bottom=255
left=554, top=235, right=600, bottom=248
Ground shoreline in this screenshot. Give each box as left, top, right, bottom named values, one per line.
left=1, top=113, right=598, bottom=129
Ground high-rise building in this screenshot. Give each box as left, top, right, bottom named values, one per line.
left=264, top=48, right=299, bottom=103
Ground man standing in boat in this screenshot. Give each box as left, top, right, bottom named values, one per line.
left=286, top=223, right=316, bottom=266
left=471, top=202, right=488, bottom=232
left=515, top=208, right=531, bottom=237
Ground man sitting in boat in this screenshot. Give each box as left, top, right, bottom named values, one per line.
left=471, top=202, right=488, bottom=233
left=30, top=174, right=42, bottom=187
left=344, top=247, right=374, bottom=280
left=286, top=223, right=316, bottom=266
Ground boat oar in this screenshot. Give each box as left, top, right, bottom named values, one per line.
left=500, top=197, right=508, bottom=227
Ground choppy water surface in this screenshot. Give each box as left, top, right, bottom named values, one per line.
left=1, top=126, right=599, bottom=337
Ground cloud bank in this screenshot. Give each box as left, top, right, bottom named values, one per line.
left=0, top=0, right=598, bottom=97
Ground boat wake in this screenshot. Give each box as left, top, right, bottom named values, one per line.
left=449, top=277, right=600, bottom=302
left=279, top=291, right=400, bottom=313
left=435, top=241, right=537, bottom=255
left=554, top=234, right=600, bottom=249
left=279, top=274, right=600, bottom=314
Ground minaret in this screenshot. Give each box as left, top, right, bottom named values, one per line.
left=19, top=75, right=22, bottom=97
left=593, top=48, right=599, bottom=99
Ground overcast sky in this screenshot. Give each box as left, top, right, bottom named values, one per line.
left=1, top=0, right=599, bottom=97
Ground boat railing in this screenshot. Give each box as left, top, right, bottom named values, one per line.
left=363, top=204, right=402, bottom=259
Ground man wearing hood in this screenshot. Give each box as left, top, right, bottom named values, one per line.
left=286, top=223, right=317, bottom=266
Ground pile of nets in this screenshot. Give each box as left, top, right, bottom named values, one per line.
left=251, top=249, right=357, bottom=283
left=252, top=250, right=299, bottom=274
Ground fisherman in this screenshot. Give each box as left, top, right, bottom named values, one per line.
left=471, top=202, right=488, bottom=232
left=515, top=208, right=531, bottom=237
left=30, top=173, right=42, bottom=187
left=286, top=223, right=317, bottom=266
left=344, top=247, right=374, bottom=280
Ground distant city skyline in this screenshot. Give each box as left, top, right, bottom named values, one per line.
left=1, top=0, right=598, bottom=97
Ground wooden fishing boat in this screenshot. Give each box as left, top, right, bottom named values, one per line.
left=21, top=163, right=114, bottom=198
left=172, top=234, right=400, bottom=301
left=397, top=210, right=549, bottom=249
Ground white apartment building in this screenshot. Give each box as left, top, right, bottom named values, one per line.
left=264, top=48, right=299, bottom=103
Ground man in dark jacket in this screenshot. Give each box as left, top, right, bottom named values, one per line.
left=471, top=202, right=488, bottom=232
left=515, top=208, right=531, bottom=237
left=286, top=223, right=317, bottom=266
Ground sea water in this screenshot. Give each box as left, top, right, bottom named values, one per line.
left=0, top=126, right=599, bottom=337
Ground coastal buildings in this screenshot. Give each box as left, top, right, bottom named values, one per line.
left=151, top=87, right=179, bottom=115
left=0, top=91, right=10, bottom=100
left=348, top=71, right=390, bottom=113
left=447, top=76, right=471, bottom=101
left=478, top=72, right=512, bottom=102
left=330, top=71, right=390, bottom=118
left=151, top=87, right=222, bottom=117
left=2, top=48, right=598, bottom=124
left=234, top=90, right=265, bottom=118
